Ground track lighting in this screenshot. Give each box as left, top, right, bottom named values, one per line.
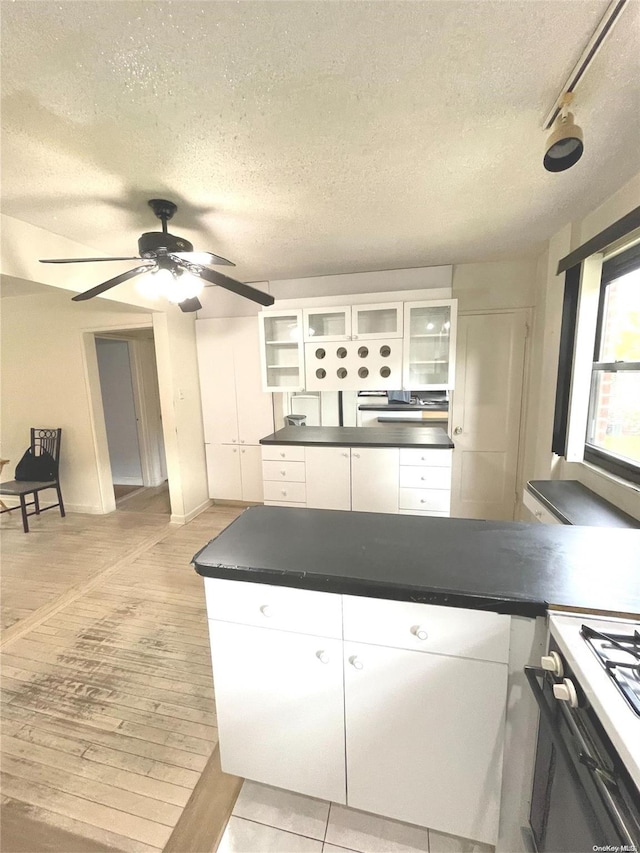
left=544, top=92, right=584, bottom=173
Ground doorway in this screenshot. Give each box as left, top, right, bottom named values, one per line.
left=94, top=329, right=168, bottom=514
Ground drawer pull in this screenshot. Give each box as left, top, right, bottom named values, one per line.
left=280, top=452, right=286, bottom=458
left=353, top=452, right=360, bottom=459
left=349, top=655, right=364, bottom=670
left=411, top=625, right=428, bottom=641
left=421, top=476, right=426, bottom=481
left=316, top=650, right=330, bottom=664
left=259, top=605, right=272, bottom=618
left=420, top=498, right=426, bottom=503
left=342, top=452, right=349, bottom=458
left=280, top=470, right=286, bottom=476
left=281, top=490, right=287, bottom=496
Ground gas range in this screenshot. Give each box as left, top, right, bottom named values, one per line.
left=549, top=611, right=640, bottom=792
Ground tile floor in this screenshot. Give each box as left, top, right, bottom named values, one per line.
left=218, top=780, right=494, bottom=853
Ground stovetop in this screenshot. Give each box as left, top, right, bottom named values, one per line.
left=581, top=624, right=640, bottom=717
left=549, top=612, right=640, bottom=792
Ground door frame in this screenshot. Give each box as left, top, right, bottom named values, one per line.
left=81, top=321, right=170, bottom=514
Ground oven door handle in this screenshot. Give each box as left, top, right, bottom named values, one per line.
left=525, top=666, right=637, bottom=849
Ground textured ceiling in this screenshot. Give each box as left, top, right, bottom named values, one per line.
left=1, top=0, right=639, bottom=283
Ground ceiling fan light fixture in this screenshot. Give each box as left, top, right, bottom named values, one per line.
left=544, top=93, right=584, bottom=172
left=164, top=269, right=204, bottom=304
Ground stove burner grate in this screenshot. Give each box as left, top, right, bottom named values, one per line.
left=581, top=625, right=640, bottom=717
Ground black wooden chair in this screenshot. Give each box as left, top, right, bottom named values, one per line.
left=0, top=428, right=65, bottom=532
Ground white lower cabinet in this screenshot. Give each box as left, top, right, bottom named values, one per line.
left=305, top=446, right=351, bottom=510
left=344, top=641, right=506, bottom=845
left=351, top=447, right=399, bottom=513
left=205, top=578, right=508, bottom=846
left=205, top=444, right=264, bottom=502
left=208, top=620, right=346, bottom=804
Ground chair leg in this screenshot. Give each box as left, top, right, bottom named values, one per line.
left=19, top=495, right=29, bottom=533
left=56, top=484, right=66, bottom=518
left=34, top=492, right=41, bottom=514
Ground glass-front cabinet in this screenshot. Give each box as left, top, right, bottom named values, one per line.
left=259, top=310, right=305, bottom=391
left=403, top=300, right=457, bottom=389
left=303, top=307, right=351, bottom=342
left=352, top=302, right=403, bottom=340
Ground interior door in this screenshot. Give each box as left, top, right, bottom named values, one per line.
left=450, top=310, right=528, bottom=520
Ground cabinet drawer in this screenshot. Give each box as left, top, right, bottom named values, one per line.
left=399, top=509, right=449, bottom=517
left=263, top=480, right=307, bottom=504
left=262, top=445, right=305, bottom=462
left=522, top=489, right=562, bottom=524
left=399, top=466, right=451, bottom=490
left=398, top=487, right=450, bottom=512
left=262, top=460, right=306, bottom=483
left=399, top=448, right=452, bottom=467
left=342, top=595, right=510, bottom=663
left=264, top=500, right=307, bottom=508
left=205, top=578, right=342, bottom=638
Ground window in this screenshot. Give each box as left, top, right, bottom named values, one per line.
left=584, top=244, right=640, bottom=485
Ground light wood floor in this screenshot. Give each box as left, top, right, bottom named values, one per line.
left=115, top=484, right=171, bottom=515
left=1, top=502, right=245, bottom=853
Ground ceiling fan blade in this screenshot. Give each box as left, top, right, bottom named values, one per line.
left=191, top=266, right=274, bottom=307
left=172, top=251, right=235, bottom=267
left=178, top=296, right=202, bottom=313
left=71, top=264, right=153, bottom=302
left=40, top=256, right=142, bottom=264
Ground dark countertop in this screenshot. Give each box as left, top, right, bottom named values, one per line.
left=193, top=506, right=640, bottom=618
left=377, top=417, right=448, bottom=424
left=260, top=426, right=454, bottom=449
left=358, top=403, right=449, bottom=412
left=528, top=480, right=639, bottom=529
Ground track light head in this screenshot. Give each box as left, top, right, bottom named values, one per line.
left=544, top=93, right=584, bottom=173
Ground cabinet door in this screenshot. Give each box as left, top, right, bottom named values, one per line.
left=209, top=621, right=346, bottom=804
left=205, top=444, right=242, bottom=500
left=403, top=300, right=458, bottom=390
left=344, top=641, right=506, bottom=845
left=196, top=319, right=239, bottom=444
left=259, top=310, right=305, bottom=391
left=352, top=302, right=403, bottom=340
left=234, top=317, right=274, bottom=445
left=240, top=446, right=264, bottom=502
left=306, top=446, right=351, bottom=510
left=351, top=448, right=399, bottom=513
left=303, top=307, right=351, bottom=342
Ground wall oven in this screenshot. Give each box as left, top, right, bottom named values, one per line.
left=526, top=613, right=640, bottom=853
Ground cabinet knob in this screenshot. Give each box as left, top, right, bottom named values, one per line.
left=411, top=625, right=428, bottom=641
left=232, top=448, right=237, bottom=453
left=553, top=678, right=579, bottom=708
left=281, top=490, right=287, bottom=496
left=420, top=498, right=426, bottom=503
left=453, top=427, right=462, bottom=435
left=535, top=510, right=542, bottom=519
left=342, top=452, right=349, bottom=458
left=349, top=655, right=364, bottom=670
left=240, top=440, right=245, bottom=444
left=280, top=452, right=286, bottom=458
left=259, top=605, right=272, bottom=618
left=316, top=650, right=330, bottom=664
left=353, top=334, right=358, bottom=340
left=353, top=452, right=360, bottom=459
left=241, top=449, right=245, bottom=454
left=232, top=439, right=237, bottom=443
left=541, top=652, right=564, bottom=677
left=421, top=476, right=426, bottom=481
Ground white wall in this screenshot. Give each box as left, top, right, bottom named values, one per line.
left=153, top=310, right=210, bottom=524
left=519, top=171, right=640, bottom=520
left=0, top=291, right=151, bottom=512
left=95, top=338, right=143, bottom=486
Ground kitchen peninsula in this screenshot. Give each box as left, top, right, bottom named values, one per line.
left=260, top=425, right=454, bottom=514
left=194, top=506, right=640, bottom=852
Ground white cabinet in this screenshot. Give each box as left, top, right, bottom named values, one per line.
left=344, top=641, right=506, bottom=844
left=305, top=446, right=351, bottom=511
left=303, top=307, right=351, bottom=342
left=197, top=317, right=273, bottom=502
left=204, top=579, right=509, bottom=846
left=351, top=448, right=399, bottom=513
left=398, top=447, right=452, bottom=516
left=208, top=620, right=346, bottom=803
left=259, top=310, right=304, bottom=391
left=262, top=444, right=306, bottom=507
left=403, top=299, right=457, bottom=390
left=206, top=444, right=264, bottom=503
left=352, top=302, right=403, bottom=339
left=522, top=489, right=562, bottom=524
left=304, top=338, right=402, bottom=392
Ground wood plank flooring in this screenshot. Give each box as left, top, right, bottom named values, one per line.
left=1, top=502, right=245, bottom=853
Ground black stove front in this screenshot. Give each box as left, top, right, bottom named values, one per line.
left=581, top=624, right=640, bottom=717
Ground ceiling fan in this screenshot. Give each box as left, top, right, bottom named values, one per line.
left=39, top=199, right=274, bottom=312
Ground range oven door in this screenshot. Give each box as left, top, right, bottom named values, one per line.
left=525, top=665, right=639, bottom=853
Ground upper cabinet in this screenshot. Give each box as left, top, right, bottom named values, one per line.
left=259, top=310, right=305, bottom=391
left=258, top=296, right=457, bottom=392
left=403, top=300, right=457, bottom=390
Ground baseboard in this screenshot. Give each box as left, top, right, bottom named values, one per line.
left=113, top=477, right=144, bottom=486
left=170, top=498, right=212, bottom=526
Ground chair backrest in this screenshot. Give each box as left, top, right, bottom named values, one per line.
left=31, top=428, right=62, bottom=466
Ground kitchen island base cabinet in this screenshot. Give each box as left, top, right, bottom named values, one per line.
left=305, top=447, right=351, bottom=511
left=344, top=641, right=506, bottom=845
left=208, top=620, right=346, bottom=805
left=351, top=448, right=399, bottom=514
